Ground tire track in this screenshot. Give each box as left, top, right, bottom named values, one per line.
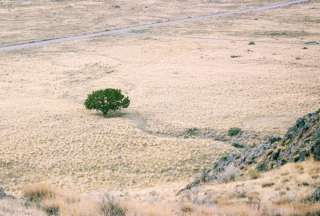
left=0, top=0, right=309, bottom=52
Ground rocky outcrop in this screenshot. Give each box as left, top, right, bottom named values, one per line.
left=178, top=109, right=320, bottom=194
left=257, top=109, right=320, bottom=170
left=310, top=187, right=320, bottom=202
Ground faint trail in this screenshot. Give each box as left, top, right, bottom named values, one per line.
left=0, top=0, right=309, bottom=52
left=125, top=112, right=179, bottom=138
left=124, top=112, right=266, bottom=148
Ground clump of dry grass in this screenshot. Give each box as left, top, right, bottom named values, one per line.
left=247, top=168, right=260, bottom=179
left=16, top=160, right=320, bottom=216
left=217, top=165, right=241, bottom=182
left=23, top=183, right=58, bottom=203
left=264, top=202, right=320, bottom=216
left=179, top=202, right=214, bottom=216
left=215, top=201, right=320, bottom=216
left=21, top=183, right=105, bottom=215
left=0, top=198, right=45, bottom=216
left=180, top=202, right=194, bottom=214
left=100, top=195, right=126, bottom=216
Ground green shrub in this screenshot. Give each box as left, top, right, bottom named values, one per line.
left=228, top=127, right=242, bottom=136
left=231, top=142, right=245, bottom=148
left=84, top=88, right=130, bottom=115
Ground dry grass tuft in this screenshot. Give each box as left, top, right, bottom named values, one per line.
left=22, top=183, right=128, bottom=216
left=23, top=183, right=58, bottom=203
left=266, top=202, right=320, bottom=216
left=180, top=202, right=194, bottom=214
left=0, top=198, right=45, bottom=216
left=100, top=195, right=126, bottom=216
left=247, top=168, right=260, bottom=179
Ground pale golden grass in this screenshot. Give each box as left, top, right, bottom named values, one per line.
left=22, top=183, right=101, bottom=216
left=123, top=201, right=172, bottom=216
left=215, top=202, right=320, bottom=216
left=0, top=198, right=45, bottom=216
left=270, top=202, right=320, bottom=216
left=8, top=161, right=320, bottom=216
left=2, top=1, right=320, bottom=196
left=179, top=202, right=214, bottom=216
left=23, top=183, right=61, bottom=202
left=247, top=168, right=260, bottom=180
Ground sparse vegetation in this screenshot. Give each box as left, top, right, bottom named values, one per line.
left=1, top=1, right=320, bottom=216
left=217, top=165, right=240, bottom=182
left=100, top=196, right=126, bottom=216
left=247, top=168, right=260, bottom=179
left=84, top=88, right=130, bottom=115
left=232, top=142, right=245, bottom=148
left=183, top=128, right=200, bottom=138
left=261, top=182, right=274, bottom=188
left=230, top=55, right=241, bottom=58
left=42, top=199, right=60, bottom=216
left=23, top=183, right=57, bottom=204
left=180, top=202, right=194, bottom=214
left=228, top=127, right=242, bottom=136
left=310, top=187, right=320, bottom=202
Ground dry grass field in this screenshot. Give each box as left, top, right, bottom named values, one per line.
left=0, top=0, right=320, bottom=215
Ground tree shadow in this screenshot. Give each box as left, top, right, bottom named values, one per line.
left=93, top=111, right=127, bottom=118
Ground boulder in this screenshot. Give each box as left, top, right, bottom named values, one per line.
left=310, top=187, right=320, bottom=202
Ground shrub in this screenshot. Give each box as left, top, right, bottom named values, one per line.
left=216, top=165, right=240, bottom=182
left=84, top=88, right=130, bottom=115
left=247, top=168, right=260, bottom=179
left=228, top=127, right=242, bottom=136
left=100, top=196, right=126, bottom=216
left=184, top=128, right=200, bottom=138
left=42, top=199, right=61, bottom=216
left=232, top=142, right=245, bottom=148
left=23, top=183, right=56, bottom=203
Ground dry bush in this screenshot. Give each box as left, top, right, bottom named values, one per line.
left=0, top=198, right=45, bottom=216
left=22, top=183, right=128, bottom=216
left=22, top=183, right=96, bottom=216
left=216, top=165, right=240, bottom=182
left=247, top=168, right=260, bottom=179
left=100, top=195, right=126, bottom=216
left=23, top=183, right=59, bottom=203
left=180, top=202, right=194, bottom=214
left=179, top=202, right=214, bottom=216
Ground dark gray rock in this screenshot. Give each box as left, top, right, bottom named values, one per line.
left=310, top=187, right=320, bottom=202
left=312, top=130, right=320, bottom=161
left=260, top=109, right=320, bottom=168
left=178, top=109, right=320, bottom=194
left=304, top=41, right=320, bottom=45
left=0, top=186, right=6, bottom=199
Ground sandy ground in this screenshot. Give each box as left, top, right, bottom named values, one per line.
left=0, top=0, right=319, bottom=195
left=0, top=0, right=277, bottom=46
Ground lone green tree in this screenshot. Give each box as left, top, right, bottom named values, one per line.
left=84, top=88, right=130, bottom=115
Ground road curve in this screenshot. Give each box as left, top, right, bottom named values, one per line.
left=0, top=0, right=309, bottom=52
